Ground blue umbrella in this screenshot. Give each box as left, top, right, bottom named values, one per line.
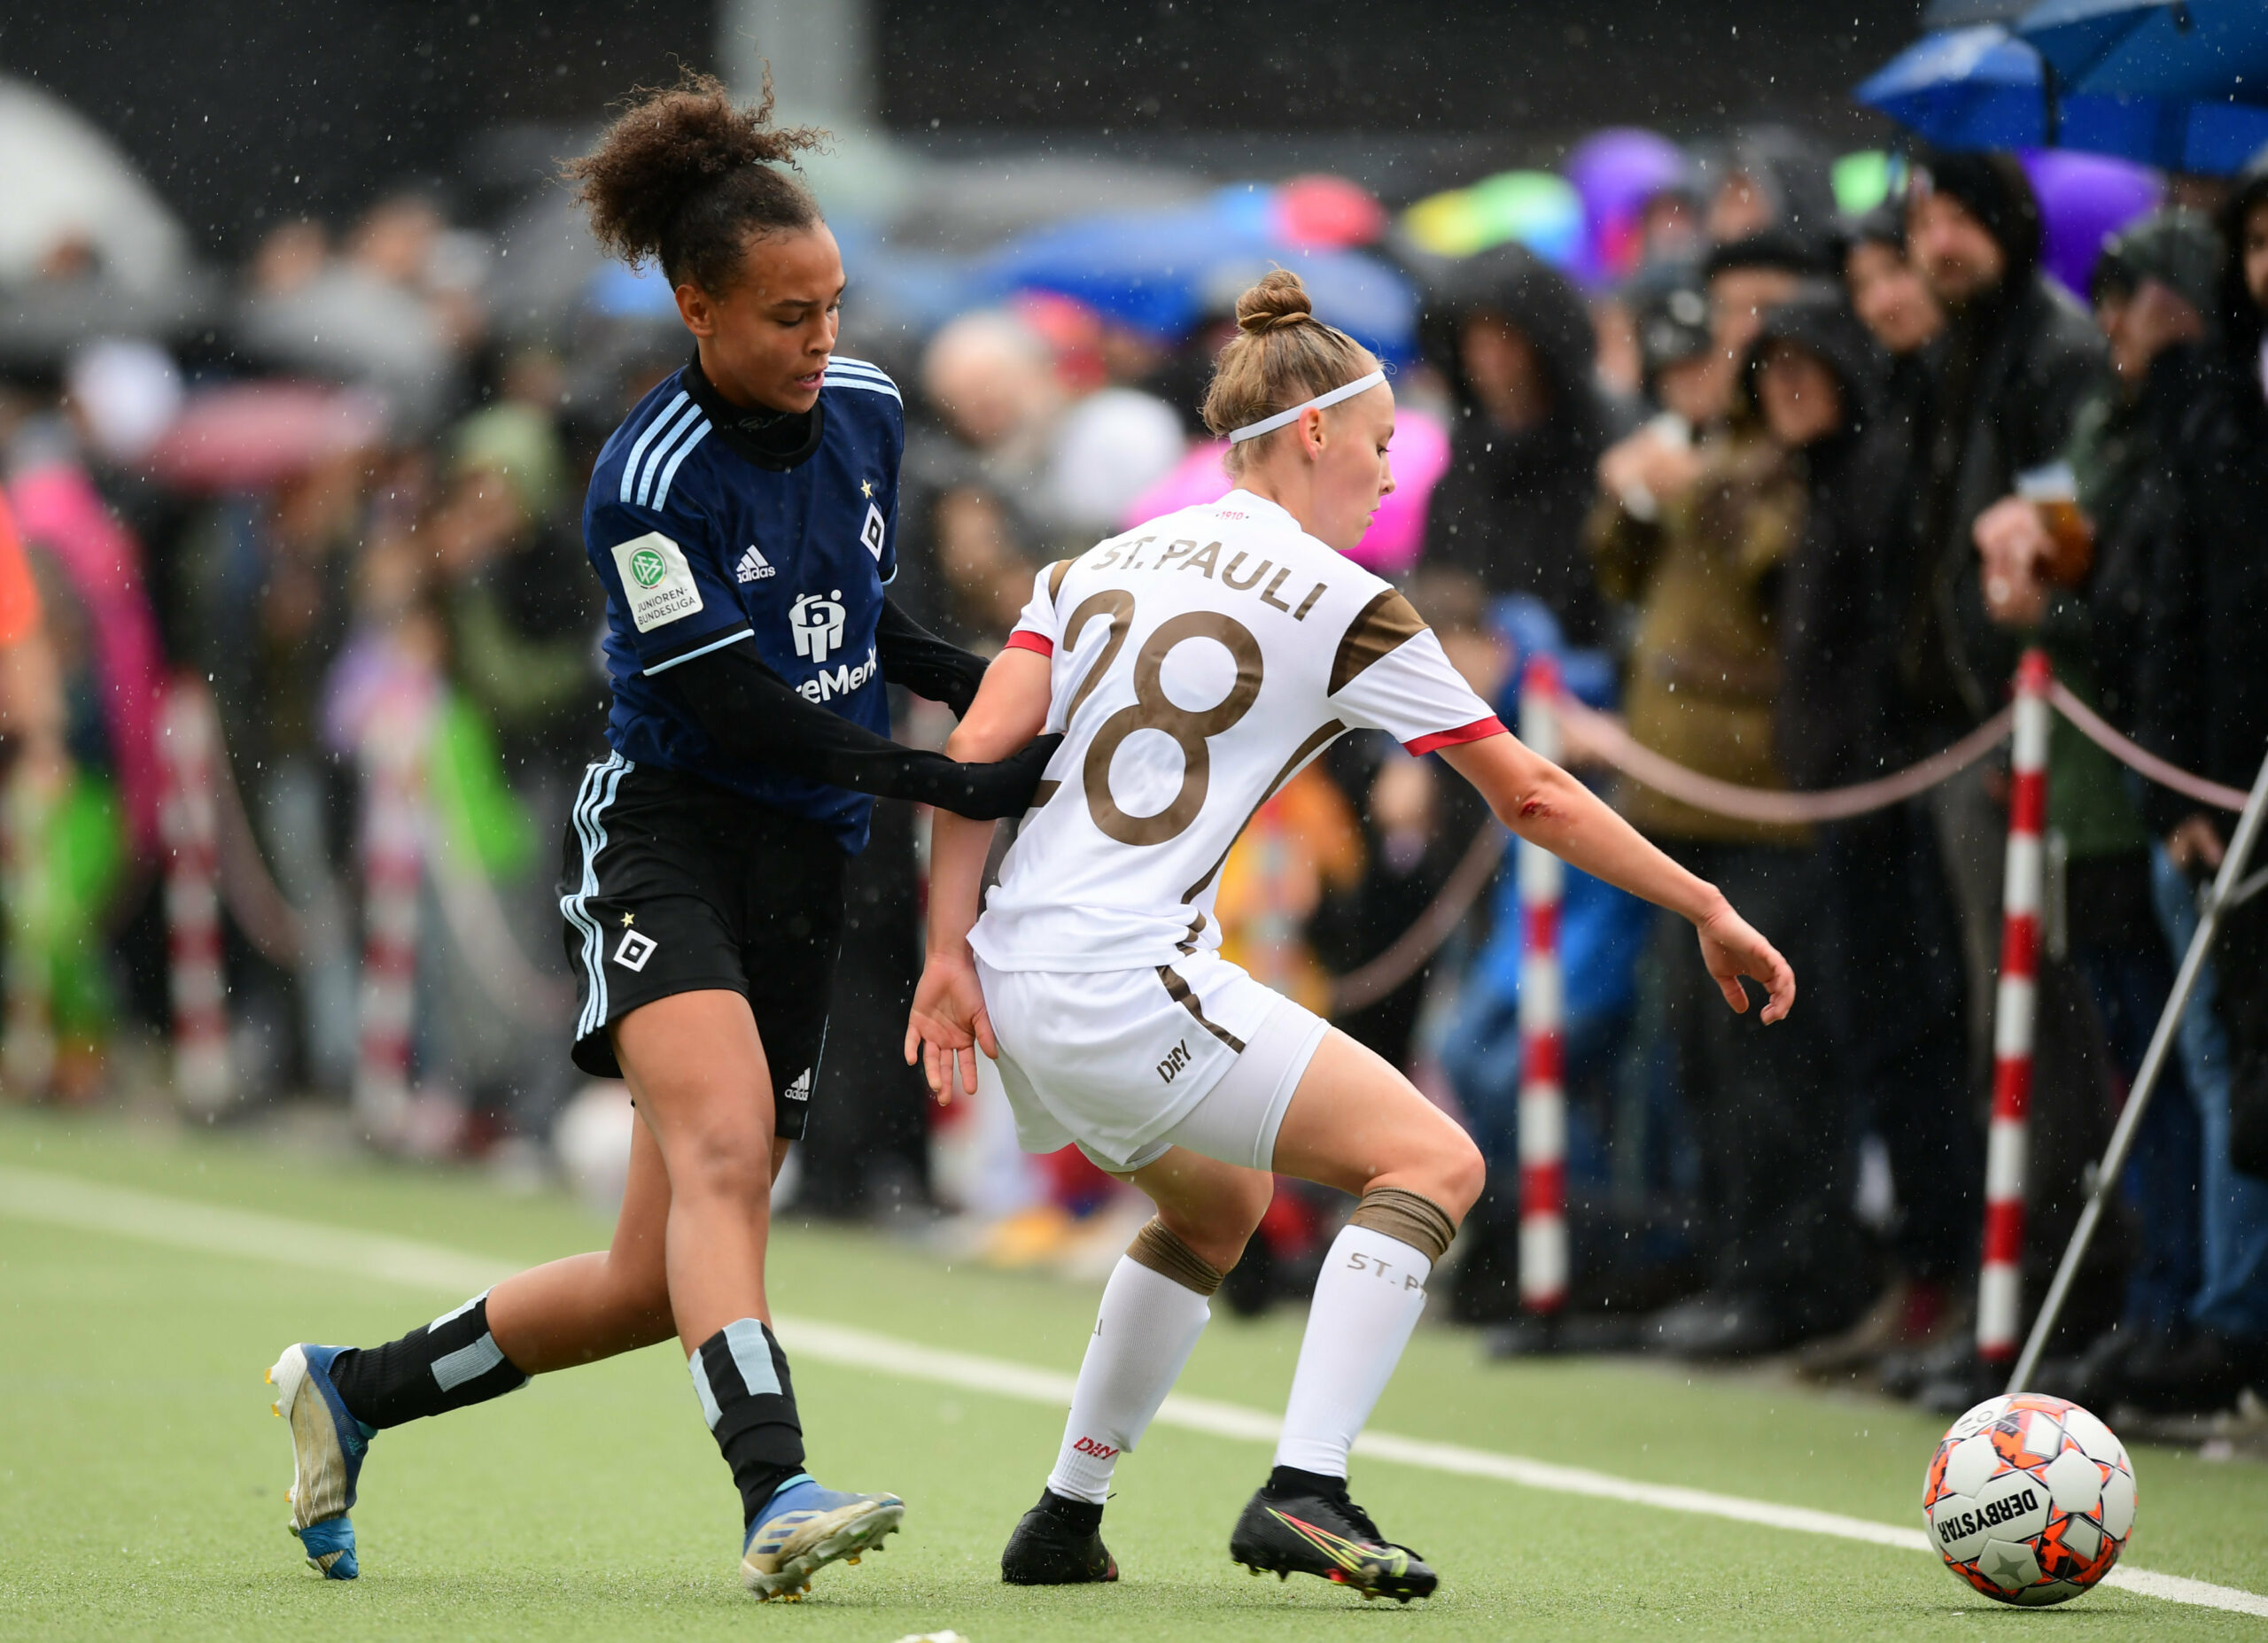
left=1857, top=23, right=2268, bottom=173
left=1860, top=26, right=2053, bottom=150
left=978, top=199, right=1418, bottom=360
left=2016, top=0, right=2268, bottom=103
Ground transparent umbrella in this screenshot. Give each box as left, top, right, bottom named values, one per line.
left=0, top=75, right=187, bottom=297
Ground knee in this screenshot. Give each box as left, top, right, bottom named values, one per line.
left=1157, top=1175, right=1272, bottom=1274
left=669, top=1123, right=774, bottom=1209
left=1433, top=1131, right=1487, bottom=1223
left=1389, top=1128, right=1484, bottom=1225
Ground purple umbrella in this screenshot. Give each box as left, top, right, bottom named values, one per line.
left=2019, top=148, right=2163, bottom=298
left=1564, top=128, right=1690, bottom=284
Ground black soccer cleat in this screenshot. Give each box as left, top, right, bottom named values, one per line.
left=1001, top=1488, right=1120, bottom=1585
left=1229, top=1469, right=1438, bottom=1603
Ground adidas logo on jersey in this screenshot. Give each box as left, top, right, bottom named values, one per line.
left=734, top=546, right=775, bottom=584
left=782, top=1068, right=813, bottom=1102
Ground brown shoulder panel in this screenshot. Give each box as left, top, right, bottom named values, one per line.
left=1045, top=558, right=1073, bottom=601
left=1328, top=588, right=1426, bottom=694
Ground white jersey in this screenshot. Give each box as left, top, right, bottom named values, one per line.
left=971, top=489, right=1503, bottom=975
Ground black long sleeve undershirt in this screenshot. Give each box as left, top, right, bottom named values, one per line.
left=874, top=598, right=990, bottom=717
left=661, top=639, right=1053, bottom=820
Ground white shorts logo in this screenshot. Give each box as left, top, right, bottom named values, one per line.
left=858, top=502, right=887, bottom=562
left=610, top=531, right=703, bottom=632
left=782, top=1068, right=813, bottom=1102
left=790, top=591, right=848, bottom=663
left=613, top=929, right=658, bottom=972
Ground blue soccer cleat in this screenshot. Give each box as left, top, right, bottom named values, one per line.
left=740, top=1474, right=905, bottom=1600
left=266, top=1344, right=374, bottom=1579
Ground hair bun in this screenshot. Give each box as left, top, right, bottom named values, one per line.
left=1234, top=270, right=1316, bottom=335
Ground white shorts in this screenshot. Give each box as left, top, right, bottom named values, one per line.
left=975, top=949, right=1329, bottom=1174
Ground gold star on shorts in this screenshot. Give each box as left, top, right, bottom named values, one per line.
left=860, top=480, right=874, bottom=498
left=620, top=911, right=635, bottom=926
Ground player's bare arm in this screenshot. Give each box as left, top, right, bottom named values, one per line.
left=905, top=647, right=1053, bottom=1095
left=1439, top=732, right=1796, bottom=1023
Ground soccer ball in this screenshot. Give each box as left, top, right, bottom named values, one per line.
left=554, top=1081, right=634, bottom=1213
left=1922, top=1393, right=2136, bottom=1606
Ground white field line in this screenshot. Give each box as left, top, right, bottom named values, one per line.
left=2, top=1164, right=2262, bottom=1619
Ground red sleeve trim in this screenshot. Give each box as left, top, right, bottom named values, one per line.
left=1402, top=716, right=1506, bottom=756
left=1004, top=630, right=1053, bottom=657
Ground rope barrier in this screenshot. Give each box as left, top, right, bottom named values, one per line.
left=155, top=677, right=571, bottom=1117
left=1324, top=695, right=2020, bottom=1016
left=425, top=837, right=574, bottom=1027
left=1325, top=664, right=2253, bottom=1018
left=207, top=727, right=306, bottom=970
left=2047, top=681, right=2251, bottom=813
left=1557, top=697, right=2018, bottom=825
left=1326, top=823, right=1505, bottom=1016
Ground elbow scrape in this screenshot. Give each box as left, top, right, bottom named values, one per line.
left=1518, top=796, right=1556, bottom=821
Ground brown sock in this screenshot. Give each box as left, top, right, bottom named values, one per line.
left=1347, top=1187, right=1457, bottom=1265
left=1125, top=1217, right=1226, bottom=1296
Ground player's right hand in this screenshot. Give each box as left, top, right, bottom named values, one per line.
left=905, top=949, right=999, bottom=1101
left=1695, top=901, right=1796, bottom=1025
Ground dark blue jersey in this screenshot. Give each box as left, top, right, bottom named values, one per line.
left=583, top=354, right=904, bottom=851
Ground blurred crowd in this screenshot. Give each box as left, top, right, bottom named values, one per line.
left=1, top=97, right=2264, bottom=1427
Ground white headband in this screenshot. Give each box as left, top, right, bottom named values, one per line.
left=1226, top=369, right=1386, bottom=445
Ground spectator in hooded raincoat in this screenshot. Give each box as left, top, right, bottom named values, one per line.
left=1757, top=292, right=1974, bottom=1368
left=1900, top=154, right=2112, bottom=1216
left=2124, top=153, right=2268, bottom=1414
left=1420, top=243, right=1619, bottom=647
left=1585, top=293, right=1863, bottom=1360
left=1841, top=205, right=1943, bottom=454
left=1971, top=212, right=2225, bottom=1396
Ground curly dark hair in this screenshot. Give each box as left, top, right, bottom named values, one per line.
left=562, top=70, right=829, bottom=293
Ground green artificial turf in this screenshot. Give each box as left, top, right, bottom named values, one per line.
left=2, top=1107, right=2264, bottom=1640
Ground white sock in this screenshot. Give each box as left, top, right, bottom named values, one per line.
left=1045, top=1256, right=1213, bottom=1504
left=1273, top=1223, right=1432, bottom=1477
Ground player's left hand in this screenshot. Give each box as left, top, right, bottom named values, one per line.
left=1695, top=899, right=1797, bottom=1025
left=905, top=949, right=998, bottom=1102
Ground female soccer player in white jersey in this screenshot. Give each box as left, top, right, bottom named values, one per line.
left=261, top=76, right=1053, bottom=1600
left=905, top=271, right=1796, bottom=1603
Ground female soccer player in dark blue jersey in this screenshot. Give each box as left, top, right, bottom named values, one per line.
left=263, top=74, right=1053, bottom=1600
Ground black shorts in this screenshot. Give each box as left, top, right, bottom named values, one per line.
left=559, top=756, right=847, bottom=1141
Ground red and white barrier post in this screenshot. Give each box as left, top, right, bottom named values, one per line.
left=158, top=680, right=231, bottom=1112
left=1518, top=655, right=1568, bottom=1316
left=353, top=690, right=429, bottom=1141
left=0, top=769, right=56, bottom=1097
left=1978, top=648, right=2053, bottom=1365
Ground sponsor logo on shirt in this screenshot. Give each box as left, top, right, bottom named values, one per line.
left=796, top=646, right=878, bottom=703
left=610, top=531, right=704, bottom=632
left=858, top=501, right=887, bottom=562
left=734, top=546, right=775, bottom=584
left=790, top=590, right=849, bottom=663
